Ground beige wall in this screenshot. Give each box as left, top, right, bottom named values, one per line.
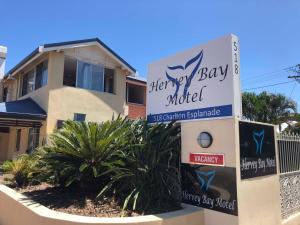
left=0, top=123, right=47, bottom=161
left=0, top=185, right=204, bottom=225
left=236, top=120, right=282, bottom=225
left=181, top=119, right=237, bottom=167
left=45, top=49, right=127, bottom=135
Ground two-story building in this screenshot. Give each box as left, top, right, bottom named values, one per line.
left=0, top=38, right=146, bottom=161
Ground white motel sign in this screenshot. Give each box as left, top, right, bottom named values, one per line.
left=147, top=34, right=241, bottom=123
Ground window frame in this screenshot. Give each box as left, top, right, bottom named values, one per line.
left=20, top=59, right=48, bottom=97
left=27, top=127, right=40, bottom=153
left=63, top=56, right=115, bottom=94
left=126, top=83, right=146, bottom=105
left=2, top=87, right=7, bottom=102
left=73, top=113, right=86, bottom=122
left=76, top=60, right=105, bottom=92
left=35, top=60, right=48, bottom=90
left=104, top=67, right=115, bottom=94
left=16, top=129, right=21, bottom=152
left=21, top=69, right=35, bottom=97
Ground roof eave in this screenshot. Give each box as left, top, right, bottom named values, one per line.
left=4, top=38, right=137, bottom=79
left=42, top=38, right=136, bottom=74
left=4, top=47, right=43, bottom=79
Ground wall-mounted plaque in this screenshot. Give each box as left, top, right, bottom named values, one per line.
left=239, top=121, right=277, bottom=179
left=181, top=163, right=238, bottom=216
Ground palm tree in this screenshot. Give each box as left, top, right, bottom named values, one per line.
left=38, top=117, right=132, bottom=190
left=242, top=91, right=297, bottom=125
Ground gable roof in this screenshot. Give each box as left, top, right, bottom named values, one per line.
left=5, top=38, right=136, bottom=78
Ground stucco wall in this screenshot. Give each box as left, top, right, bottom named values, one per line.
left=0, top=121, right=47, bottom=161
left=282, top=212, right=300, bottom=225
left=0, top=184, right=204, bottom=225
left=45, top=50, right=127, bottom=135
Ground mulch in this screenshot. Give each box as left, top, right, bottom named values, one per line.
left=0, top=174, right=139, bottom=217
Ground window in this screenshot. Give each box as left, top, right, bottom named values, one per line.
left=104, top=68, right=114, bottom=94
left=35, top=60, right=48, bottom=90
left=19, top=60, right=48, bottom=96
left=63, top=56, right=114, bottom=93
left=56, top=120, right=65, bottom=129
left=0, top=127, right=9, bottom=133
left=127, top=84, right=145, bottom=105
left=77, top=61, right=104, bottom=92
left=27, top=128, right=39, bottom=153
left=16, top=129, right=21, bottom=151
left=22, top=70, right=35, bottom=96
left=74, top=113, right=86, bottom=122
left=63, top=57, right=77, bottom=87
left=2, top=87, right=7, bottom=102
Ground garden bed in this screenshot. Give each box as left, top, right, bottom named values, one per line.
left=0, top=174, right=138, bottom=217
left=0, top=183, right=204, bottom=225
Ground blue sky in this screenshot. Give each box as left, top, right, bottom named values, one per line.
left=1, top=0, right=300, bottom=110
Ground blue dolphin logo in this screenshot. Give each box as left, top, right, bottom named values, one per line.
left=195, top=170, right=216, bottom=191
left=166, top=51, right=204, bottom=99
left=252, top=130, right=265, bottom=154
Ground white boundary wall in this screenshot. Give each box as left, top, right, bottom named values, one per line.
left=0, top=185, right=204, bottom=225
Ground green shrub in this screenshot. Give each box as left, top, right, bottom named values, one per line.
left=1, top=154, right=37, bottom=187
left=36, top=118, right=181, bottom=214
left=98, top=120, right=181, bottom=214
left=38, top=117, right=132, bottom=190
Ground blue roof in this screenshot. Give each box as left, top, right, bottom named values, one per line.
left=0, top=98, right=46, bottom=120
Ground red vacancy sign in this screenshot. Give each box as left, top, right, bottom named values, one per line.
left=189, top=153, right=225, bottom=166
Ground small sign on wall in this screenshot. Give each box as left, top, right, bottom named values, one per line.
left=181, top=163, right=238, bottom=216
left=189, top=153, right=225, bottom=166
left=239, top=121, right=277, bottom=179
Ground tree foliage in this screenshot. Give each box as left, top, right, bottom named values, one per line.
left=242, top=91, right=297, bottom=124
left=1, top=154, right=39, bottom=187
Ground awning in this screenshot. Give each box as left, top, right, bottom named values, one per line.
left=0, top=98, right=46, bottom=127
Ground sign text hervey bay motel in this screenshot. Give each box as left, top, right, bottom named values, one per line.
left=147, top=34, right=241, bottom=123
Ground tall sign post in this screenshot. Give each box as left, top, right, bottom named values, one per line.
left=147, top=34, right=282, bottom=225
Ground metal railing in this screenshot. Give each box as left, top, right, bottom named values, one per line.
left=277, top=132, right=300, bottom=174
left=277, top=132, right=300, bottom=219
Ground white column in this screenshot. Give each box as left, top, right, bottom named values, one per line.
left=0, top=46, right=7, bottom=79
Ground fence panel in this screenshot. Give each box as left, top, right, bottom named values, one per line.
left=277, top=133, right=300, bottom=173
left=278, top=132, right=300, bottom=219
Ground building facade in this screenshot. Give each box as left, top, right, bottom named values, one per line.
left=0, top=38, right=146, bottom=161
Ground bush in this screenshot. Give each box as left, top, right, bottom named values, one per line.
left=38, top=117, right=132, bottom=191
left=98, top=120, right=181, bottom=214
left=33, top=118, right=181, bottom=214
left=1, top=154, right=38, bottom=187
